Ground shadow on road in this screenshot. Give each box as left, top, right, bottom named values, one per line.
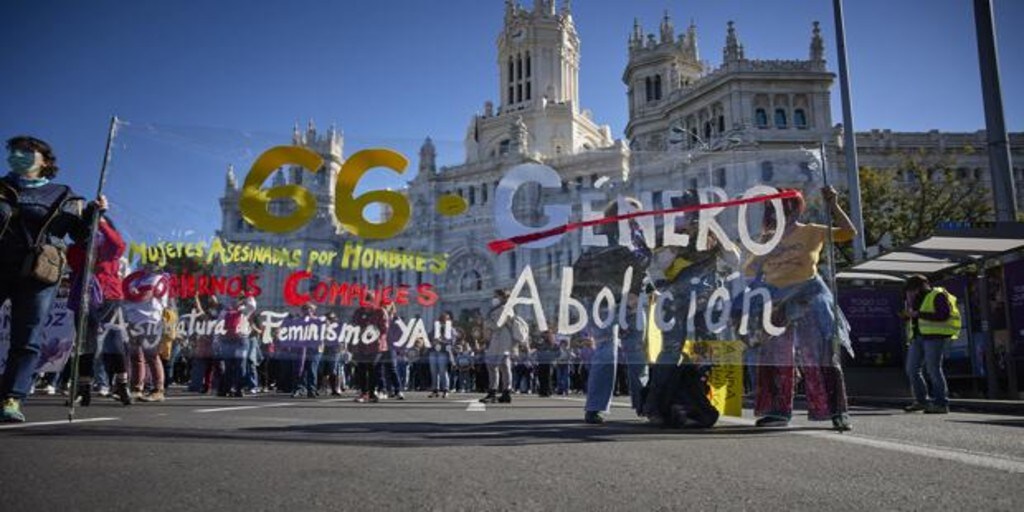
left=4, top=417, right=841, bottom=448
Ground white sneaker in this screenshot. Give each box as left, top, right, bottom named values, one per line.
left=45, top=385, right=57, bottom=395
left=98, top=386, right=111, bottom=397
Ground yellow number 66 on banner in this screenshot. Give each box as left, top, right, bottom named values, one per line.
left=239, top=146, right=410, bottom=239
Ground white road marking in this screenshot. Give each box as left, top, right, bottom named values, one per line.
left=0, top=417, right=120, bottom=430
left=193, top=403, right=296, bottom=414
left=456, top=399, right=486, bottom=412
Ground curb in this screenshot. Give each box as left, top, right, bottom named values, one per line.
left=849, top=396, right=1024, bottom=416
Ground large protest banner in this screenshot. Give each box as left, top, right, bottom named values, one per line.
left=0, top=298, right=76, bottom=375
left=86, top=118, right=858, bottom=425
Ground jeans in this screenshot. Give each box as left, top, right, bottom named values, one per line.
left=163, top=342, right=182, bottom=386
left=302, top=350, right=323, bottom=393
left=429, top=350, right=450, bottom=391
left=555, top=363, right=570, bottom=394
left=0, top=276, right=58, bottom=401
left=189, top=358, right=210, bottom=392
left=906, top=337, right=950, bottom=407
left=585, top=325, right=646, bottom=414
left=244, top=338, right=261, bottom=390
left=396, top=361, right=409, bottom=391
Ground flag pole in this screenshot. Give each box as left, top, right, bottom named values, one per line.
left=820, top=142, right=842, bottom=348
left=67, top=115, right=119, bottom=422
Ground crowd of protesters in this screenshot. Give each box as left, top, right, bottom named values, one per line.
left=4, top=135, right=878, bottom=432
left=32, top=304, right=613, bottom=404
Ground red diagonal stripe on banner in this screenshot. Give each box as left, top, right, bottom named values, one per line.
left=486, top=189, right=801, bottom=255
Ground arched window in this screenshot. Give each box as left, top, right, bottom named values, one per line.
left=704, top=121, right=712, bottom=141
left=755, top=108, right=768, bottom=128
left=526, top=52, right=531, bottom=78
left=718, top=115, right=725, bottom=133
left=654, top=75, right=662, bottom=100
left=645, top=77, right=653, bottom=102
left=774, top=108, right=788, bottom=128
left=469, top=187, right=476, bottom=206
left=482, top=184, right=488, bottom=204
left=460, top=270, right=483, bottom=293
left=794, top=109, right=807, bottom=129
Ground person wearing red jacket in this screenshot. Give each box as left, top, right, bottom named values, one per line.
left=66, top=216, right=132, bottom=406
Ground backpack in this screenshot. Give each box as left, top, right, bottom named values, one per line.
left=223, top=309, right=243, bottom=338
left=507, top=315, right=529, bottom=344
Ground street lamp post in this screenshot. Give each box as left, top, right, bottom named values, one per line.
left=973, top=0, right=1018, bottom=222
left=832, top=0, right=866, bottom=262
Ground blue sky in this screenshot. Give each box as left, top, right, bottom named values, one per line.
left=2, top=0, right=1021, bottom=242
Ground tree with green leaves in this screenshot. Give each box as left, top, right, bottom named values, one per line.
left=847, top=150, right=993, bottom=255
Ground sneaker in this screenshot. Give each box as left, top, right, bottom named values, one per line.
left=1, top=398, right=25, bottom=423
left=355, top=394, right=369, bottom=403
left=584, top=411, right=606, bottom=425
left=369, top=394, right=380, bottom=403
left=924, top=404, right=950, bottom=414
left=395, top=393, right=406, bottom=400
left=479, top=392, right=497, bottom=404
left=139, top=390, right=166, bottom=403
left=77, top=384, right=92, bottom=407
left=831, top=414, right=852, bottom=432
left=428, top=390, right=439, bottom=398
left=113, top=384, right=133, bottom=406
left=45, top=385, right=56, bottom=396
left=97, top=386, right=111, bottom=397
left=441, top=391, right=449, bottom=399
left=755, top=416, right=789, bottom=428
left=330, top=390, right=342, bottom=397
left=498, top=390, right=512, bottom=403
left=903, top=402, right=927, bottom=413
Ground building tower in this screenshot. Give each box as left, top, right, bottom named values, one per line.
left=464, top=0, right=613, bottom=162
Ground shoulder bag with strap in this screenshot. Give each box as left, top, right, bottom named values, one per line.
left=18, top=186, right=73, bottom=285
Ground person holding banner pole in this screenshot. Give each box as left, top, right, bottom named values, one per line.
left=747, top=187, right=856, bottom=431
left=66, top=216, right=131, bottom=407
left=642, top=190, right=735, bottom=428
left=0, top=136, right=106, bottom=423
left=570, top=198, right=651, bottom=425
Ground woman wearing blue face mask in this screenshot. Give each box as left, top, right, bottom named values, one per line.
left=0, top=136, right=106, bottom=423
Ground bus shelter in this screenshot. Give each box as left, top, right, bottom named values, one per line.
left=839, top=222, right=1024, bottom=399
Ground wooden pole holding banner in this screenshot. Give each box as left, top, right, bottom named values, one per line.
left=819, top=143, right=843, bottom=349
left=67, top=115, right=119, bottom=422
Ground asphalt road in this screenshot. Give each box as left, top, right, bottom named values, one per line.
left=1, top=389, right=1022, bottom=511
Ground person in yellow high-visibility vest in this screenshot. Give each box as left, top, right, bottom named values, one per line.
left=901, top=274, right=962, bottom=414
